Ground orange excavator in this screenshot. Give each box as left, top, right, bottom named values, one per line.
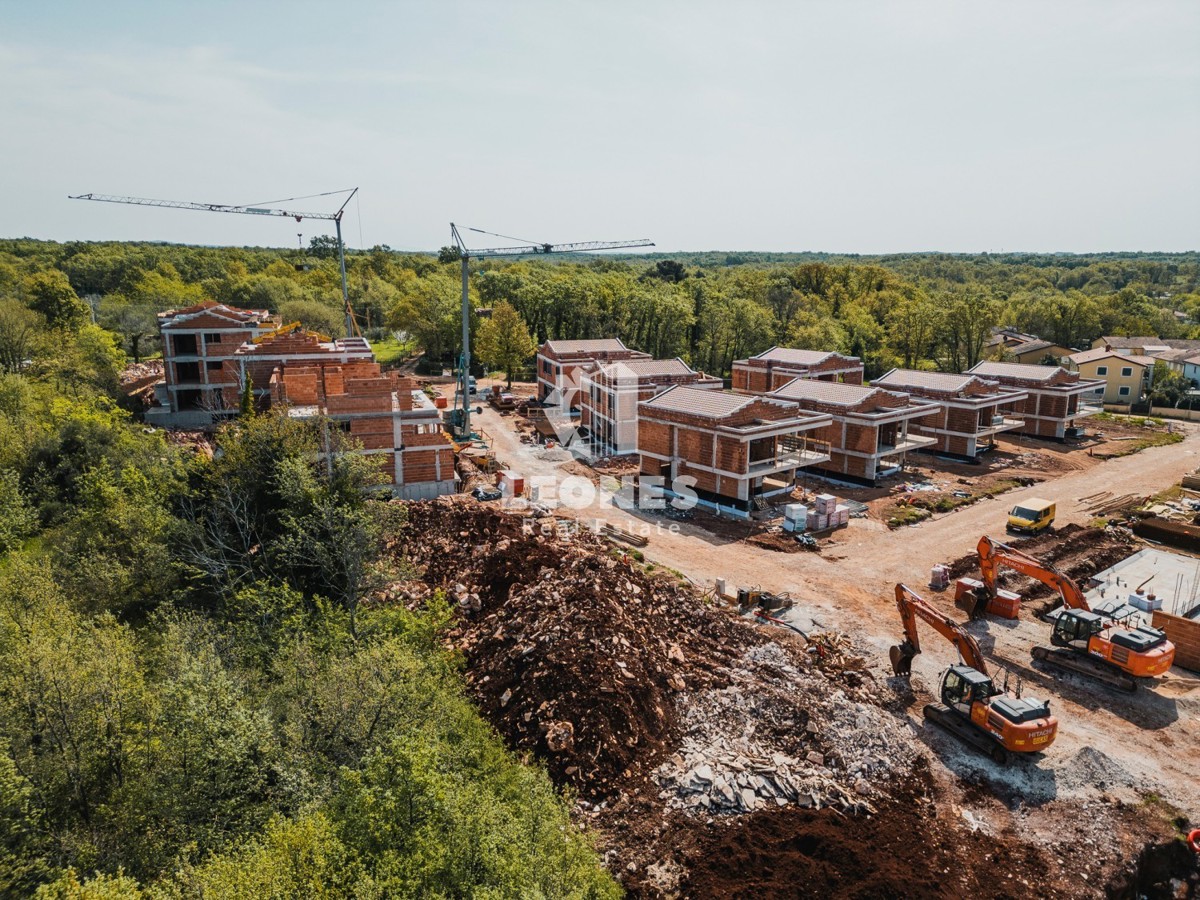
left=973, top=536, right=1176, bottom=692
left=889, top=584, right=1058, bottom=765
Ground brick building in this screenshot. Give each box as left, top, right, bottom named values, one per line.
left=636, top=387, right=832, bottom=516
left=579, top=358, right=722, bottom=457
left=147, top=302, right=454, bottom=498
left=966, top=361, right=1104, bottom=440
left=151, top=301, right=280, bottom=426
left=871, top=369, right=1027, bottom=460
left=272, top=361, right=455, bottom=499
left=731, top=347, right=863, bottom=394
left=535, top=338, right=651, bottom=411
left=768, top=379, right=939, bottom=485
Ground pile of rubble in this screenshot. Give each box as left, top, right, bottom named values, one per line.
left=386, top=497, right=765, bottom=799
left=652, top=643, right=916, bottom=817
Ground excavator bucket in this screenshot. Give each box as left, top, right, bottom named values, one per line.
left=890, top=643, right=916, bottom=676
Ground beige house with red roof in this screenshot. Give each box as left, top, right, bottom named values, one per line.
left=636, top=387, right=832, bottom=516
left=871, top=369, right=1027, bottom=460
left=966, top=361, right=1104, bottom=439
left=767, top=379, right=939, bottom=484
left=1065, top=348, right=1154, bottom=405
left=731, top=347, right=863, bottom=394
left=579, top=357, right=722, bottom=457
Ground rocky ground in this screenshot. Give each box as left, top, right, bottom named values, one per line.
left=376, top=498, right=1199, bottom=898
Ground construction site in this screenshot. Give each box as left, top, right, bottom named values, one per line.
left=353, top=361, right=1200, bottom=898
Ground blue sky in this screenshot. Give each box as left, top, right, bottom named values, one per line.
left=1, top=0, right=1197, bottom=252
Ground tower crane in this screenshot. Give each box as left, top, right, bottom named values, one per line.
left=447, top=224, right=654, bottom=440
left=69, top=189, right=360, bottom=337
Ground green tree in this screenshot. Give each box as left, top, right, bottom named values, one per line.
left=475, top=301, right=536, bottom=387
left=240, top=373, right=254, bottom=418
left=0, top=299, right=43, bottom=374
left=24, top=271, right=91, bottom=330
left=97, top=298, right=159, bottom=363
left=278, top=299, right=345, bottom=338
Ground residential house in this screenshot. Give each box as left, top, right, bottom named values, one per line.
left=152, top=301, right=280, bottom=426
left=636, top=387, right=832, bottom=516
left=147, top=302, right=454, bottom=499
left=1065, top=349, right=1154, bottom=406
left=1092, top=336, right=1200, bottom=356
left=1006, top=339, right=1075, bottom=366
left=579, top=357, right=722, bottom=457
left=767, top=379, right=939, bottom=485
left=986, top=327, right=1043, bottom=351
left=535, top=338, right=651, bottom=411
left=871, top=369, right=1028, bottom=460
left=731, top=347, right=863, bottom=394
left=271, top=361, right=456, bottom=499
left=965, top=361, right=1104, bottom=440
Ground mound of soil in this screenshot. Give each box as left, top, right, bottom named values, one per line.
left=637, top=774, right=1073, bottom=900
left=393, top=498, right=766, bottom=799
left=946, top=524, right=1135, bottom=612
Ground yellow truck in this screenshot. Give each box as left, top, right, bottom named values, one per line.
left=1007, top=498, right=1055, bottom=535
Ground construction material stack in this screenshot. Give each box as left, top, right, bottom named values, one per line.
left=807, top=493, right=849, bottom=532
left=782, top=503, right=808, bottom=533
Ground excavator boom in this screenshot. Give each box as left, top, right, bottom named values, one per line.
left=891, top=584, right=988, bottom=675
left=977, top=536, right=1089, bottom=611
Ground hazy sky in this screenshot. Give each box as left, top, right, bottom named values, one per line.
left=2, top=1, right=1197, bottom=253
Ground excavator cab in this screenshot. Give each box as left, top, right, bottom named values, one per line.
left=941, top=664, right=995, bottom=714
left=1051, top=610, right=1104, bottom=648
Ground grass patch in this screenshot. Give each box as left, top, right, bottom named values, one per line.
left=372, top=335, right=417, bottom=367
left=1112, top=430, right=1184, bottom=457
left=887, top=506, right=932, bottom=528
left=887, top=478, right=1028, bottom=529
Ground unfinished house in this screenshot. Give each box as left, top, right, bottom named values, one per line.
left=151, top=301, right=280, bottom=427
left=768, top=379, right=939, bottom=485
left=871, top=369, right=1028, bottom=461
left=535, top=339, right=651, bottom=411
left=966, top=362, right=1104, bottom=440
left=147, top=303, right=454, bottom=499
left=731, top=347, right=864, bottom=394
left=271, top=361, right=456, bottom=500
left=579, top=358, right=723, bottom=457
left=636, top=387, right=832, bottom=516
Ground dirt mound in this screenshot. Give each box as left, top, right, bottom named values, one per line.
left=946, top=524, right=1135, bottom=610
left=666, top=781, right=1066, bottom=899
left=390, top=498, right=765, bottom=799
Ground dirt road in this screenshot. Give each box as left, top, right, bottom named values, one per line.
left=471, top=402, right=1200, bottom=821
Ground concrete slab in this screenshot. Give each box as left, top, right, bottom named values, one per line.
left=1087, top=547, right=1200, bottom=619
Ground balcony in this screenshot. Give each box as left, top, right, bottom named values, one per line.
left=1069, top=397, right=1104, bottom=419
left=747, top=437, right=832, bottom=476
left=974, top=415, right=1024, bottom=436
left=877, top=434, right=937, bottom=461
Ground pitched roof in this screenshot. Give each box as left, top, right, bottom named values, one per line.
left=1068, top=348, right=1154, bottom=367
left=873, top=369, right=980, bottom=393
left=753, top=347, right=857, bottom=366
left=1010, top=339, right=1059, bottom=355
left=597, top=357, right=694, bottom=379
left=159, top=301, right=273, bottom=326
left=771, top=378, right=893, bottom=407
left=969, top=361, right=1066, bottom=382
left=542, top=338, right=628, bottom=354
left=641, top=386, right=758, bottom=418
left=1099, top=336, right=1200, bottom=351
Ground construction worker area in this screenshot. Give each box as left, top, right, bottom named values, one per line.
left=130, top=319, right=1200, bottom=895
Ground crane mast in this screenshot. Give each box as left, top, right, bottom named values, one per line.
left=70, top=189, right=360, bottom=338
left=448, top=224, right=653, bottom=439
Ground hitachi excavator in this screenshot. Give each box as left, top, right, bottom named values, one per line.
left=973, top=536, right=1176, bottom=692
left=889, top=584, right=1058, bottom=765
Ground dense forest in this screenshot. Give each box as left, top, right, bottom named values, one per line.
left=3, top=239, right=1197, bottom=385
left=0, top=238, right=1198, bottom=893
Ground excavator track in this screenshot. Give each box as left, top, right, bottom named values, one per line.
left=1030, top=645, right=1138, bottom=693
left=922, top=704, right=1009, bottom=766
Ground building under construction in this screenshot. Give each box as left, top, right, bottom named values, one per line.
left=146, top=301, right=455, bottom=499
